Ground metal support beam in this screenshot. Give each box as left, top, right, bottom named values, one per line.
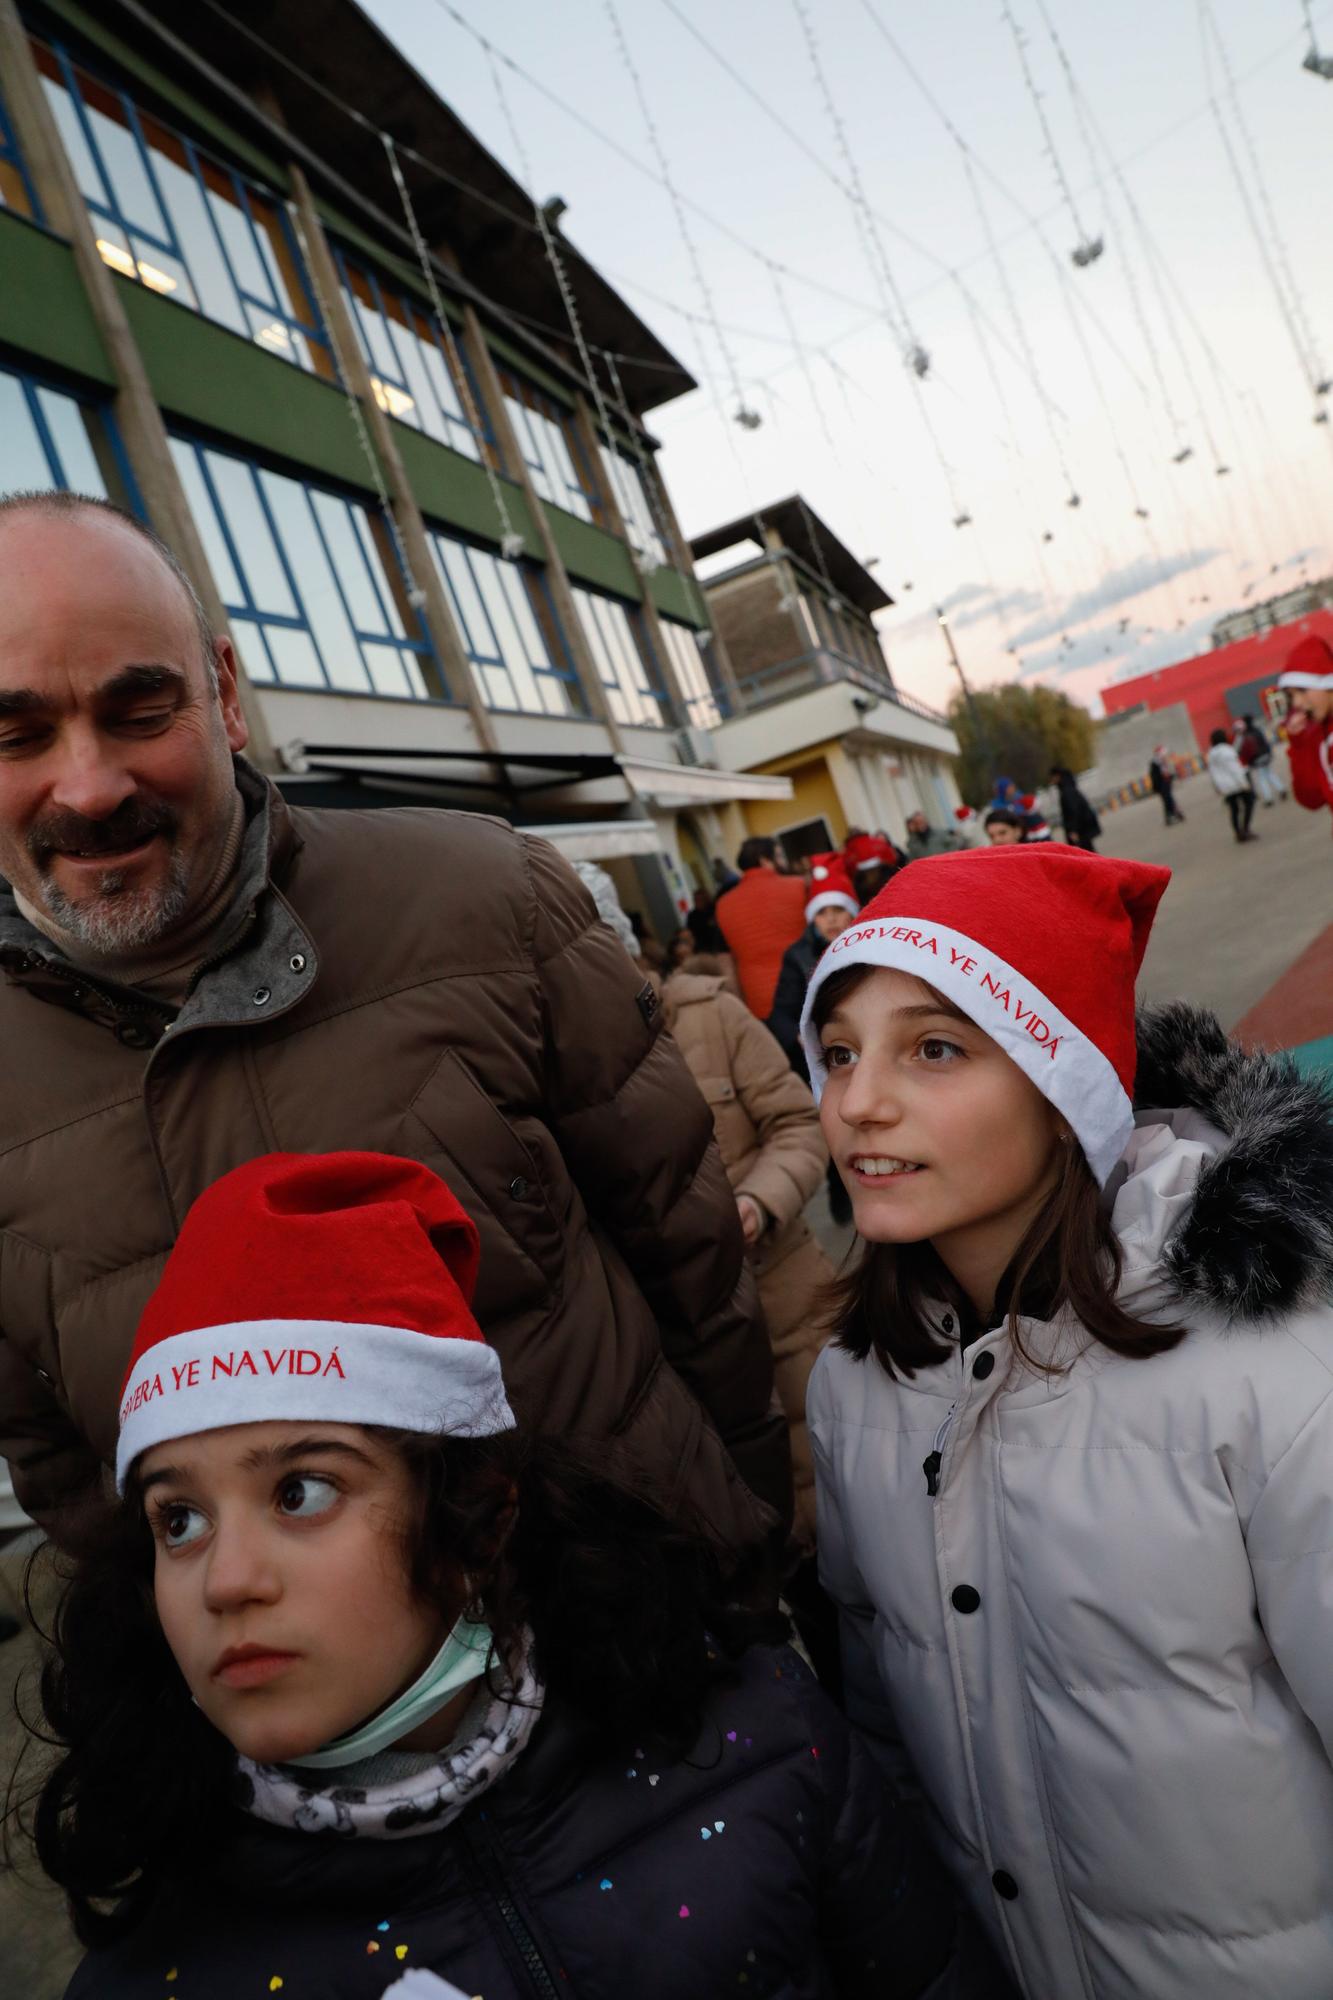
left=285, top=164, right=500, bottom=755
left=460, top=306, right=628, bottom=754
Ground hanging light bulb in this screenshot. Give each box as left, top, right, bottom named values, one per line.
left=1303, top=46, right=1333, bottom=80
left=1134, top=505, right=1150, bottom=519
left=907, top=343, right=931, bottom=379
left=733, top=404, right=763, bottom=431
left=1171, top=445, right=1195, bottom=464
left=1215, top=463, right=1231, bottom=476
left=1316, top=377, right=1333, bottom=396
left=952, top=510, right=973, bottom=528
left=1070, top=235, right=1105, bottom=268
left=1042, top=529, right=1055, bottom=543
left=1066, top=491, right=1081, bottom=508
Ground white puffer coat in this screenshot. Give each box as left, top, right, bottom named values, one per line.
left=809, top=1005, right=1333, bottom=2000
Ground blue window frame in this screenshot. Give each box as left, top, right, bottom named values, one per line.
left=170, top=437, right=438, bottom=700
left=599, top=444, right=668, bottom=568
left=35, top=39, right=331, bottom=376
left=336, top=249, right=488, bottom=462
left=0, top=84, right=40, bottom=221
left=429, top=528, right=583, bottom=718
left=0, top=360, right=130, bottom=502
left=498, top=366, right=600, bottom=523
left=570, top=585, right=668, bottom=730
left=657, top=617, right=724, bottom=730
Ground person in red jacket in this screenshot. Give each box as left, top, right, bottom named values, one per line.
left=714, top=835, right=807, bottom=1017
left=1278, top=639, right=1333, bottom=828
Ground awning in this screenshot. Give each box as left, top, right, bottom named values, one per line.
left=281, top=741, right=792, bottom=811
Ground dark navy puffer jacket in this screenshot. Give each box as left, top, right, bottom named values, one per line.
left=65, top=1648, right=1011, bottom=1999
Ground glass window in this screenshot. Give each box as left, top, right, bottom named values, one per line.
left=428, top=529, right=580, bottom=719
left=659, top=618, right=723, bottom=730
left=571, top=586, right=665, bottom=730
left=498, top=369, right=598, bottom=521
left=600, top=445, right=668, bottom=568
left=172, top=436, right=436, bottom=701
left=0, top=86, right=37, bottom=220
left=337, top=251, right=484, bottom=461
left=0, top=365, right=113, bottom=500
left=34, top=40, right=331, bottom=379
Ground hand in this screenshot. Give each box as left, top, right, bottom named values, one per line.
left=1286, top=706, right=1309, bottom=736
left=736, top=1194, right=766, bottom=1246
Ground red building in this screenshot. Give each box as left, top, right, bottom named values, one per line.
left=1100, top=610, right=1333, bottom=749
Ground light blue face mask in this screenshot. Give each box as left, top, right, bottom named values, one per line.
left=285, top=1615, right=494, bottom=1770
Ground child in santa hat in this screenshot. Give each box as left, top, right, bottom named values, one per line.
left=30, top=1151, right=1007, bottom=2000
left=1278, top=639, right=1333, bottom=827
left=800, top=846, right=1333, bottom=2000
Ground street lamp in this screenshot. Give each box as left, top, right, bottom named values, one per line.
left=938, top=608, right=991, bottom=782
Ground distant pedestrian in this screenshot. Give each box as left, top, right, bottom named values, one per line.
left=686, top=886, right=726, bottom=953
left=1279, top=642, right=1333, bottom=831
left=768, top=867, right=861, bottom=1077
left=1017, top=794, right=1053, bottom=842
left=1207, top=728, right=1258, bottom=843
left=987, top=775, right=1022, bottom=814
left=843, top=828, right=905, bottom=904
left=714, top=835, right=807, bottom=1018
left=1048, top=766, right=1101, bottom=851
left=984, top=807, right=1027, bottom=846
left=904, top=809, right=963, bottom=859
left=665, top=927, right=696, bottom=974
left=1235, top=714, right=1286, bottom=807
left=1148, top=745, right=1185, bottom=826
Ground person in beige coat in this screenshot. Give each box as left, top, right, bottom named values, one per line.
left=662, top=959, right=834, bottom=1553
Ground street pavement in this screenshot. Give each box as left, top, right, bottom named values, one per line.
left=1093, top=771, right=1330, bottom=1032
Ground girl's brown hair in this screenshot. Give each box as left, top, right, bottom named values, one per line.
left=812, top=964, right=1184, bottom=1375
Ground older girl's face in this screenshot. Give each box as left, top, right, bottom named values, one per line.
left=816, top=968, right=1060, bottom=1289
left=139, top=1421, right=450, bottom=1765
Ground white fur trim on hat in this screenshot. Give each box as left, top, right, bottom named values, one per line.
left=1277, top=668, right=1333, bottom=690
left=797, top=915, right=1132, bottom=1184
left=116, top=1320, right=514, bottom=1490
left=805, top=888, right=860, bottom=922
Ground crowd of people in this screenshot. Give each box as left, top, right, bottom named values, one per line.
left=2, top=493, right=1333, bottom=2000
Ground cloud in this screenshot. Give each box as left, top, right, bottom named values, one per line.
left=887, top=579, right=1045, bottom=642
left=1013, top=610, right=1218, bottom=687
left=1007, top=547, right=1223, bottom=650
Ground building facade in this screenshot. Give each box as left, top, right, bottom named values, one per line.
left=0, top=0, right=792, bottom=940
left=691, top=498, right=961, bottom=860
left=1101, top=607, right=1333, bottom=750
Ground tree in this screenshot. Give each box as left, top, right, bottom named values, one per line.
left=947, top=682, right=1097, bottom=805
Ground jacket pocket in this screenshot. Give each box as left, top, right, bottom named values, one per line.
left=0, top=1226, right=60, bottom=1392
left=404, top=1047, right=566, bottom=1312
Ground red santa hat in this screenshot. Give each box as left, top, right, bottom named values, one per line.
left=805, top=862, right=859, bottom=923
left=1279, top=635, right=1333, bottom=691
left=843, top=831, right=898, bottom=875
left=799, top=846, right=1170, bottom=1184
left=116, top=1152, right=513, bottom=1489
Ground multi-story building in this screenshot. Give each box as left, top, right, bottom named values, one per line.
left=692, top=498, right=962, bottom=860
left=1211, top=577, right=1333, bottom=648
left=0, top=0, right=792, bottom=939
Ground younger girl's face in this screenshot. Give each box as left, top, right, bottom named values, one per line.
left=139, top=1421, right=450, bottom=1765
left=817, top=967, right=1060, bottom=1258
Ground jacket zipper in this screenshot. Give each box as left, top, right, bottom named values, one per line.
left=922, top=1404, right=956, bottom=1498
left=461, top=1817, right=563, bottom=2000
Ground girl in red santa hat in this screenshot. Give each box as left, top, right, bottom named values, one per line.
left=26, top=1151, right=1008, bottom=2000
left=799, top=845, right=1333, bottom=2000
left=1278, top=639, right=1333, bottom=829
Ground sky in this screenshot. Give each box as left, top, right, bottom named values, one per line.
left=361, top=0, right=1333, bottom=717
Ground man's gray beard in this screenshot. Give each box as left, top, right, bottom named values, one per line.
left=39, top=847, right=192, bottom=953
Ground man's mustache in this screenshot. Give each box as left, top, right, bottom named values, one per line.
left=27, top=798, right=178, bottom=866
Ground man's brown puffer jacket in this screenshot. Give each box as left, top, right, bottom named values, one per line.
left=0, top=767, right=790, bottom=1555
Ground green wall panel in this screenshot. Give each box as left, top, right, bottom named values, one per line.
left=395, top=424, right=536, bottom=547
left=650, top=564, right=709, bottom=630
left=119, top=282, right=371, bottom=487
left=545, top=507, right=642, bottom=598
left=0, top=213, right=112, bottom=386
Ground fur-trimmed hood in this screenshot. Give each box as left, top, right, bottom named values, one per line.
left=1117, top=1001, right=1333, bottom=1324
